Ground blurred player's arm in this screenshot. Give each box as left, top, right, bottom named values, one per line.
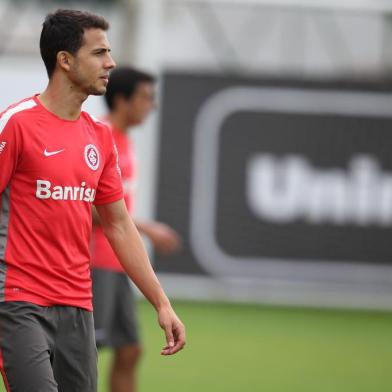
left=134, top=221, right=181, bottom=255
left=92, top=206, right=181, bottom=255
left=95, top=199, right=185, bottom=355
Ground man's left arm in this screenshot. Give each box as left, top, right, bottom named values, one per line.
left=95, top=199, right=186, bottom=355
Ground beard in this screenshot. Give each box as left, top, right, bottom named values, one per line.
left=70, top=64, right=107, bottom=96
left=85, top=82, right=107, bottom=96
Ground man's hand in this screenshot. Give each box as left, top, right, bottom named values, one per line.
left=137, top=222, right=181, bottom=255
left=158, top=305, right=186, bottom=355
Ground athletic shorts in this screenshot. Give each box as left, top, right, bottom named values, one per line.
left=0, top=301, right=97, bottom=392
left=92, top=268, right=139, bottom=348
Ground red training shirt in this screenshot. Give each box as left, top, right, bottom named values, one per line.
left=0, top=95, right=123, bottom=310
left=90, top=124, right=137, bottom=272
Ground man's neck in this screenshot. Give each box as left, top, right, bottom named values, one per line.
left=39, top=77, right=88, bottom=121
left=107, top=112, right=133, bottom=134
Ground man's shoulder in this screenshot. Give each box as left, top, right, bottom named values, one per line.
left=0, top=96, right=38, bottom=130
left=82, top=111, right=112, bottom=134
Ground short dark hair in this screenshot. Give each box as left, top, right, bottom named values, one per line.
left=40, top=9, right=109, bottom=78
left=104, top=66, right=156, bottom=110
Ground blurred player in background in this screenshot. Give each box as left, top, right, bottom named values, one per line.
left=0, top=9, right=185, bottom=392
left=90, top=66, right=181, bottom=392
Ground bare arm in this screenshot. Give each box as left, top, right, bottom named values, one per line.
left=93, top=206, right=181, bottom=255
left=135, top=221, right=181, bottom=255
left=95, top=199, right=185, bottom=355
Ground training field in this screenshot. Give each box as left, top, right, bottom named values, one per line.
left=101, top=300, right=392, bottom=392
left=0, top=300, right=391, bottom=391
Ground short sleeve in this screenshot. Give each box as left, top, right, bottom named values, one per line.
left=94, top=131, right=124, bottom=205
left=0, top=116, right=21, bottom=194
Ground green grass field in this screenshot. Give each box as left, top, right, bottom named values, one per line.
left=1, top=300, right=392, bottom=391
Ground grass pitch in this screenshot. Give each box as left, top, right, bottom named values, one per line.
left=0, top=300, right=391, bottom=391
left=99, top=300, right=392, bottom=392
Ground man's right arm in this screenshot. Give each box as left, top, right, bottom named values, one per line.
left=0, top=117, right=20, bottom=194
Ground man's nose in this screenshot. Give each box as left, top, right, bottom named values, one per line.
left=106, top=54, right=116, bottom=69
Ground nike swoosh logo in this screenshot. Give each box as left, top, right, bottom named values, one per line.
left=44, top=148, right=65, bottom=157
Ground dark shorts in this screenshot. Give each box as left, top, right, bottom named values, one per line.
left=0, top=301, right=97, bottom=392
left=92, top=268, right=139, bottom=348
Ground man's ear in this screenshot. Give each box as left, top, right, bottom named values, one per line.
left=57, top=51, right=73, bottom=72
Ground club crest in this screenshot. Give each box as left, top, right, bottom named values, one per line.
left=84, top=144, right=100, bottom=171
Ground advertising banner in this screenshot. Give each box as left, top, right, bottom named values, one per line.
left=154, top=73, right=392, bottom=309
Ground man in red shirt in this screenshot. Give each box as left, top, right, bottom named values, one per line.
left=91, top=66, right=181, bottom=392
left=0, top=9, right=185, bottom=392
